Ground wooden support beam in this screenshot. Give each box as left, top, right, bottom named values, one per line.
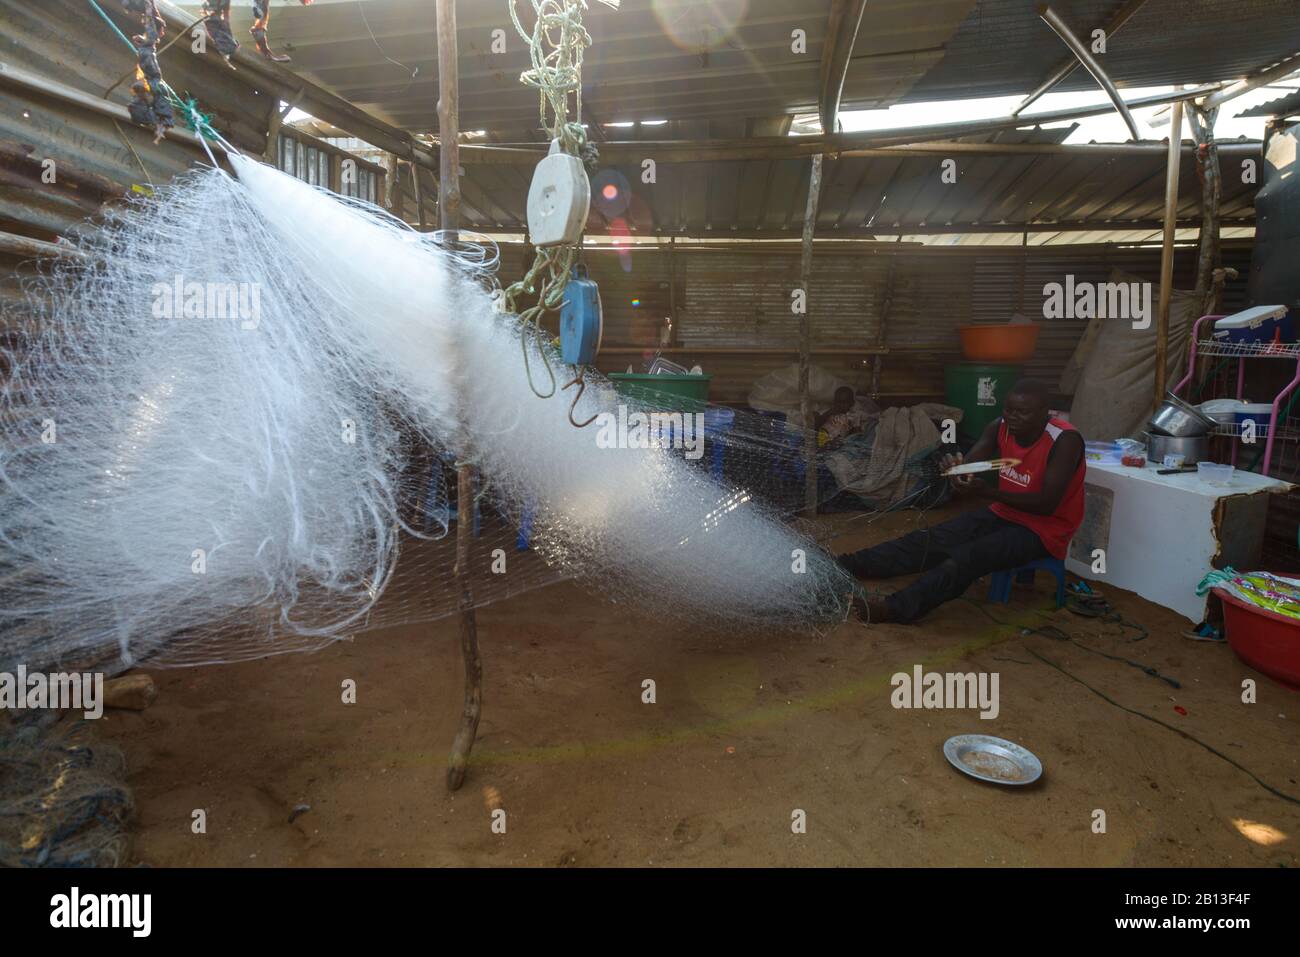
left=818, top=0, right=868, bottom=135
left=263, top=97, right=284, bottom=164
left=512, top=217, right=1253, bottom=241
left=459, top=86, right=1224, bottom=165
left=599, top=346, right=889, bottom=357
left=799, top=154, right=824, bottom=516
left=0, top=229, right=88, bottom=262
left=411, top=161, right=428, bottom=231
left=1154, top=96, right=1185, bottom=410
left=437, top=0, right=480, bottom=796
left=153, top=1, right=440, bottom=173
left=382, top=153, right=399, bottom=213
left=1200, top=51, right=1300, bottom=111
left=437, top=22, right=462, bottom=241
left=1189, top=105, right=1223, bottom=317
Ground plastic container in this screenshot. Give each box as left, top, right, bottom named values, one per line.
left=1197, top=461, right=1234, bottom=485
left=1234, top=403, right=1274, bottom=430
left=1199, top=398, right=1248, bottom=426
left=958, top=323, right=1040, bottom=362
left=1211, top=305, right=1293, bottom=345
left=1215, top=587, right=1300, bottom=689
left=608, top=372, right=711, bottom=412
left=1085, top=440, right=1122, bottom=465
left=943, top=362, right=1022, bottom=441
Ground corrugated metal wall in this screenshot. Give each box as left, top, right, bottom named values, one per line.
left=0, top=0, right=272, bottom=317
left=521, top=241, right=1255, bottom=405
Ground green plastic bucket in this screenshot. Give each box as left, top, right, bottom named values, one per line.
left=943, top=362, right=1022, bottom=441
left=608, top=373, right=712, bottom=412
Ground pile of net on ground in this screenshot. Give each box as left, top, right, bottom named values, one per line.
left=0, top=154, right=940, bottom=673
left=0, top=714, right=132, bottom=867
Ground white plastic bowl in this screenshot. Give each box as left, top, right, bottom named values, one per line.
left=1197, top=462, right=1234, bottom=486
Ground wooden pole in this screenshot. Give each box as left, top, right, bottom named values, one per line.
left=263, top=99, right=284, bottom=165
left=0, top=229, right=88, bottom=262
left=799, top=154, right=824, bottom=515
left=382, top=152, right=399, bottom=213
left=436, top=0, right=480, bottom=794
left=1154, top=94, right=1184, bottom=409
left=1189, top=105, right=1222, bottom=318
left=411, top=161, right=428, bottom=231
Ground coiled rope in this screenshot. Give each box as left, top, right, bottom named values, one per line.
left=501, top=1, right=615, bottom=402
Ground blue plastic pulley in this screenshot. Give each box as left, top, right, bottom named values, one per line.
left=559, top=263, right=602, bottom=366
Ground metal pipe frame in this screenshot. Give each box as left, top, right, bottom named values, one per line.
left=1013, top=0, right=1151, bottom=116
left=1037, top=4, right=1142, bottom=141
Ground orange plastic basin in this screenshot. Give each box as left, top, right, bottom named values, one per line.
left=959, top=323, right=1041, bottom=362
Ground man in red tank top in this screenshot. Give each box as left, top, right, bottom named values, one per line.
left=839, top=379, right=1085, bottom=624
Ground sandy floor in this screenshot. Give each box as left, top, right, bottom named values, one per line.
left=100, top=505, right=1300, bottom=867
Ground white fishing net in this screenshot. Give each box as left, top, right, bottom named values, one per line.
left=0, top=155, right=939, bottom=673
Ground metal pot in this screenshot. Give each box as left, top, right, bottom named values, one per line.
left=1145, top=432, right=1209, bottom=465
left=1148, top=393, right=1217, bottom=437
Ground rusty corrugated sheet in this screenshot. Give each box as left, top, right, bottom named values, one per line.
left=907, top=0, right=1300, bottom=105
left=0, top=0, right=271, bottom=244
left=220, top=0, right=1300, bottom=131
left=491, top=240, right=1257, bottom=404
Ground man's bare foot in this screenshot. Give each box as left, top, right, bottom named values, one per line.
left=848, top=593, right=893, bottom=623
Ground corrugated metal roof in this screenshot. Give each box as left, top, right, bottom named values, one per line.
left=905, top=0, right=1300, bottom=106
left=448, top=130, right=1260, bottom=236
left=200, top=0, right=1300, bottom=134
left=0, top=0, right=271, bottom=242
left=1237, top=88, right=1300, bottom=118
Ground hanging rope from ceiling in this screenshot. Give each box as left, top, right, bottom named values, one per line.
left=500, top=1, right=618, bottom=405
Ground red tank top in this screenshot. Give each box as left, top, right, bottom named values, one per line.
left=989, top=417, right=1085, bottom=559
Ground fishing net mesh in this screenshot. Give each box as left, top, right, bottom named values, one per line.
left=0, top=155, right=939, bottom=674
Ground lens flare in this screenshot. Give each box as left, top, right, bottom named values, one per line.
left=652, top=0, right=748, bottom=51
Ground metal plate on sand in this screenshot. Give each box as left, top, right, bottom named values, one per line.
left=943, top=734, right=1043, bottom=786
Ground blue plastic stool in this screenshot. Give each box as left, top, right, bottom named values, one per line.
left=987, top=556, right=1067, bottom=607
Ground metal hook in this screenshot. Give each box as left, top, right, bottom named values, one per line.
left=562, top=371, right=598, bottom=429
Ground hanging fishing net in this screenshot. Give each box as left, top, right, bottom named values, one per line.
left=0, top=155, right=941, bottom=674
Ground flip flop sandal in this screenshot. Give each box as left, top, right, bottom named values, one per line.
left=1182, top=622, right=1225, bottom=642
left=1065, top=594, right=1110, bottom=618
